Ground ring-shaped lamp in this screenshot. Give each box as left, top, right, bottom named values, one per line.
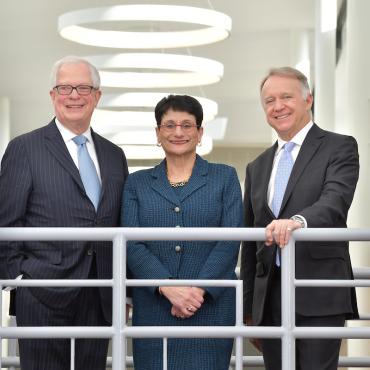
left=85, top=53, right=223, bottom=88
left=98, top=93, right=218, bottom=121
left=58, top=5, right=232, bottom=49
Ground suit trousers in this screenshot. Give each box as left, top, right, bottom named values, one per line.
left=260, top=268, right=345, bottom=370
left=16, top=257, right=109, bottom=370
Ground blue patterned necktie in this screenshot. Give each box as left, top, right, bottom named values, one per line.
left=271, top=141, right=295, bottom=266
left=72, top=135, right=101, bottom=210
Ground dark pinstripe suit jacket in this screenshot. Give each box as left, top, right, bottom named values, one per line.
left=0, top=119, right=128, bottom=322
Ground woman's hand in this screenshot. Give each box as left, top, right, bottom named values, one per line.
left=160, top=286, right=205, bottom=318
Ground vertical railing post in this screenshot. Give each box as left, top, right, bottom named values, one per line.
left=281, top=237, right=296, bottom=369
left=234, top=280, right=243, bottom=370
left=0, top=286, right=2, bottom=370
left=70, top=338, right=75, bottom=370
left=112, top=232, right=126, bottom=370
left=162, top=337, right=168, bottom=370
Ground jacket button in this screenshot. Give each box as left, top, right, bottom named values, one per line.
left=175, top=245, right=181, bottom=253
left=175, top=225, right=181, bottom=228
left=174, top=206, right=180, bottom=213
left=87, top=249, right=94, bottom=256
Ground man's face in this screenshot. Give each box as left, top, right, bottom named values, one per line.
left=261, top=75, right=313, bottom=141
left=49, top=63, right=101, bottom=134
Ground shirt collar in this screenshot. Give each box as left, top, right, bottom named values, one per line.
left=55, top=118, right=93, bottom=144
left=276, top=121, right=313, bottom=152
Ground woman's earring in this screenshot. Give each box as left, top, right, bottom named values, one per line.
left=197, top=141, right=202, bottom=147
left=157, top=142, right=162, bottom=147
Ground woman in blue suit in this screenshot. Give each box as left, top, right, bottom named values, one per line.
left=121, top=95, right=243, bottom=370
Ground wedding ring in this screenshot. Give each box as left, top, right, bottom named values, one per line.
left=187, top=306, right=193, bottom=312
left=287, top=227, right=292, bottom=231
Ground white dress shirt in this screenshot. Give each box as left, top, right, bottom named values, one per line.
left=55, top=119, right=102, bottom=182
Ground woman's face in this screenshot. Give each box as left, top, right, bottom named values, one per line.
left=156, top=109, right=203, bottom=158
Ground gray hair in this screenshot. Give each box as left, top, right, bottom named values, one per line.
left=50, top=56, right=100, bottom=89
left=260, top=66, right=311, bottom=99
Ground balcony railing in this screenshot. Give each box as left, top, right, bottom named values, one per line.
left=0, top=227, right=370, bottom=369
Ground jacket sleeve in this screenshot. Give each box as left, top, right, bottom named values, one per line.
left=300, top=136, right=359, bottom=227
left=196, top=167, right=243, bottom=301
left=0, top=138, right=32, bottom=280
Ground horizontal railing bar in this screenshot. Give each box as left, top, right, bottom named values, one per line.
left=293, top=228, right=370, bottom=241
left=235, top=267, right=370, bottom=280
left=124, top=326, right=284, bottom=338
left=3, top=277, right=370, bottom=288
left=3, top=355, right=370, bottom=368
left=0, top=279, right=241, bottom=288
left=126, top=279, right=242, bottom=287
left=0, top=279, right=112, bottom=287
left=1, top=227, right=370, bottom=242
left=293, top=327, right=370, bottom=338
left=0, top=227, right=266, bottom=241
left=0, top=327, right=113, bottom=339
left=352, top=267, right=370, bottom=279
left=3, top=325, right=370, bottom=340
left=295, top=279, right=370, bottom=287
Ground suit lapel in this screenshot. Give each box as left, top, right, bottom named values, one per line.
left=261, top=143, right=278, bottom=217
left=178, top=155, right=208, bottom=202
left=279, top=124, right=325, bottom=214
left=44, top=120, right=84, bottom=191
left=151, top=160, right=180, bottom=206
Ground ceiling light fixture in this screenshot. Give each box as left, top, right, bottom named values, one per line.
left=119, top=136, right=213, bottom=160
left=85, top=53, right=223, bottom=88
left=98, top=93, right=218, bottom=120
left=58, top=5, right=232, bottom=49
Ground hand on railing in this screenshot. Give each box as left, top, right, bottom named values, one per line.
left=265, top=218, right=302, bottom=247
left=159, top=286, right=205, bottom=319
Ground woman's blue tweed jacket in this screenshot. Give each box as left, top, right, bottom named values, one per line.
left=121, top=155, right=243, bottom=370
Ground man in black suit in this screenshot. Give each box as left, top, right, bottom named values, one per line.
left=0, top=56, right=128, bottom=370
left=240, top=67, right=359, bottom=370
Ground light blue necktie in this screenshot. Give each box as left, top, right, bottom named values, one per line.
left=271, top=141, right=295, bottom=266
left=73, top=135, right=101, bottom=210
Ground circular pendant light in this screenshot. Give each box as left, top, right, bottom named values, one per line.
left=85, top=53, right=223, bottom=88
left=58, top=5, right=232, bottom=49
left=98, top=93, right=218, bottom=122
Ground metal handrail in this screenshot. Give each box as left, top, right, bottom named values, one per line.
left=1, top=227, right=370, bottom=369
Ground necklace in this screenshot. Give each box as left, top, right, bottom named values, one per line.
left=169, top=179, right=189, bottom=188
left=166, top=167, right=190, bottom=187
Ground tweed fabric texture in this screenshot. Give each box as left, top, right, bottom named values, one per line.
left=122, top=156, right=243, bottom=370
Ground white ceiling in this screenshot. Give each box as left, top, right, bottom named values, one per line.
left=0, top=0, right=315, bottom=147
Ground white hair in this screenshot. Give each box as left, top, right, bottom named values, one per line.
left=50, top=56, right=100, bottom=89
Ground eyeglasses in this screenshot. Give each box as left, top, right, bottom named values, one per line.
left=53, top=85, right=97, bottom=96
left=160, top=123, right=198, bottom=132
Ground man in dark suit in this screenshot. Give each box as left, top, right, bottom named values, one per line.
left=0, top=56, right=128, bottom=370
left=240, top=67, right=359, bottom=370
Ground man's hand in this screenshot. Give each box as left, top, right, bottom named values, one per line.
left=265, top=219, right=302, bottom=247
left=245, top=315, right=262, bottom=352
left=160, top=286, right=205, bottom=319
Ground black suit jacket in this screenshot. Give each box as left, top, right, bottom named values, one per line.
left=240, top=124, right=359, bottom=325
left=0, top=120, right=128, bottom=322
